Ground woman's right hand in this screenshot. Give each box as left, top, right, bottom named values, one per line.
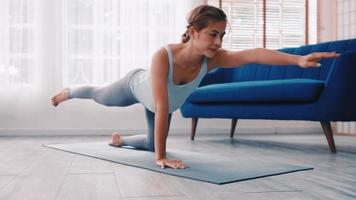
left=156, top=158, right=188, bottom=169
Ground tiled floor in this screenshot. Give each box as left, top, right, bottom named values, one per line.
left=0, top=132, right=355, bottom=200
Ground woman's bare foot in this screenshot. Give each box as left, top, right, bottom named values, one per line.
left=51, top=88, right=70, bottom=107
left=109, top=131, right=122, bottom=147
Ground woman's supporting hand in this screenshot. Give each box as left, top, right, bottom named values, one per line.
left=156, top=158, right=188, bottom=169
left=298, top=52, right=340, bottom=68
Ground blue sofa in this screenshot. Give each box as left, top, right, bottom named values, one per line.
left=180, top=38, right=356, bottom=153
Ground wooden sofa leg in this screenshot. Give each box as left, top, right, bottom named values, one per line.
left=230, top=119, right=238, bottom=138
left=191, top=118, right=198, bottom=140
left=320, top=121, right=337, bottom=153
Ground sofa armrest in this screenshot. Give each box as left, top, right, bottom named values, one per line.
left=318, top=51, right=356, bottom=119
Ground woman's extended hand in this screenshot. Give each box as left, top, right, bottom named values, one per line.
left=156, top=158, right=188, bottom=169
left=298, top=52, right=339, bottom=68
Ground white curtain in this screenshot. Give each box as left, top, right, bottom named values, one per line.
left=336, top=0, right=356, bottom=134
left=0, top=0, right=34, bottom=87
left=62, top=0, right=192, bottom=86
left=0, top=0, right=40, bottom=122
left=0, top=0, right=203, bottom=132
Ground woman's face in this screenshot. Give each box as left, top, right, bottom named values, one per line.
left=192, top=20, right=227, bottom=58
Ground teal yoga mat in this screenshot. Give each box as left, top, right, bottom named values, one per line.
left=44, top=142, right=312, bottom=185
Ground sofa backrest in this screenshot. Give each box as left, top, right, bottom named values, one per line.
left=225, top=38, right=356, bottom=82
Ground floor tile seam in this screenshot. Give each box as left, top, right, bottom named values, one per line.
left=54, top=156, right=75, bottom=200
left=244, top=189, right=304, bottom=194
left=122, top=194, right=187, bottom=198
left=66, top=172, right=115, bottom=175
left=111, top=162, right=125, bottom=199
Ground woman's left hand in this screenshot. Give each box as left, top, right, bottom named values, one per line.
left=298, top=52, right=339, bottom=68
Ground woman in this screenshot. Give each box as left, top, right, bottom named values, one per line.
left=51, top=5, right=338, bottom=170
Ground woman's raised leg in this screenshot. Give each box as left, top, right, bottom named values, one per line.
left=51, top=69, right=140, bottom=107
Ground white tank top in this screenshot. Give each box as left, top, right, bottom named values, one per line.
left=129, top=45, right=208, bottom=113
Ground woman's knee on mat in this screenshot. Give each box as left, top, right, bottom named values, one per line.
left=145, top=141, right=155, bottom=152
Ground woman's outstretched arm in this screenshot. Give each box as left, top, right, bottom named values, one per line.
left=210, top=48, right=339, bottom=70
left=151, top=48, right=187, bottom=169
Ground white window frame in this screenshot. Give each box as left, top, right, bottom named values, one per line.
left=62, top=0, right=181, bottom=87
left=0, top=0, right=35, bottom=86
left=208, top=0, right=308, bottom=50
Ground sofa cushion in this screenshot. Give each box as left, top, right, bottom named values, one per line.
left=188, top=79, right=325, bottom=103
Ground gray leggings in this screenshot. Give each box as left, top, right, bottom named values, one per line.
left=69, top=69, right=172, bottom=152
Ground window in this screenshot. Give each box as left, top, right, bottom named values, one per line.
left=266, top=0, right=306, bottom=49
left=209, top=0, right=264, bottom=50
left=63, top=0, right=180, bottom=86
left=208, top=0, right=307, bottom=50
left=336, top=0, right=356, bottom=39
left=0, top=0, right=34, bottom=85
left=63, top=0, right=121, bottom=86
left=336, top=0, right=356, bottom=135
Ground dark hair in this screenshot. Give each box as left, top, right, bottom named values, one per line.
left=181, top=5, right=227, bottom=43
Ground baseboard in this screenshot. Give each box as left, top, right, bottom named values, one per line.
left=0, top=127, right=323, bottom=136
